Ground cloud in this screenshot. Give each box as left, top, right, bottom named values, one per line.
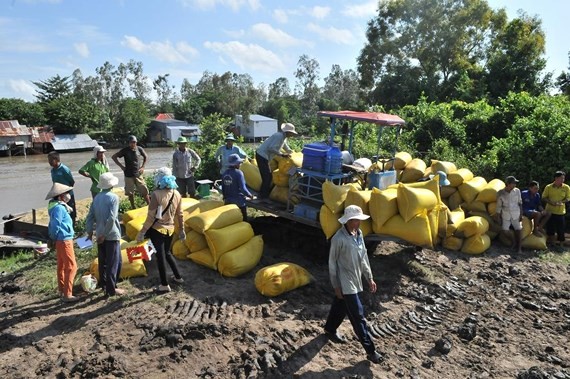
left=178, top=0, right=260, bottom=11
left=273, top=9, right=288, bottom=24
left=0, top=17, right=53, bottom=53
left=8, top=79, right=36, bottom=100
left=341, top=1, right=378, bottom=18
left=122, top=36, right=198, bottom=64
left=309, top=6, right=330, bottom=19
left=250, top=23, right=309, bottom=48
left=223, top=28, right=246, bottom=39
left=307, top=23, right=354, bottom=45
left=73, top=42, right=89, bottom=58
left=204, top=41, right=285, bottom=73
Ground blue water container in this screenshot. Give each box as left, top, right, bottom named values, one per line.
left=302, top=143, right=329, bottom=172
left=325, top=146, right=343, bottom=174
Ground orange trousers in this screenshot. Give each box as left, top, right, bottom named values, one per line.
left=55, top=240, right=78, bottom=297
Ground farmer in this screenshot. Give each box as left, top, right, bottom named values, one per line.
left=255, top=122, right=297, bottom=199
left=215, top=133, right=248, bottom=176
left=521, top=180, right=551, bottom=236
left=137, top=167, right=185, bottom=293
left=172, top=136, right=201, bottom=198
left=323, top=205, right=383, bottom=364
left=112, top=135, right=150, bottom=209
left=222, top=153, right=253, bottom=221
left=85, top=172, right=125, bottom=297
left=79, top=145, right=110, bottom=198
left=542, top=171, right=570, bottom=246
left=495, top=176, right=523, bottom=254
left=46, top=182, right=79, bottom=303
left=48, top=151, right=76, bottom=225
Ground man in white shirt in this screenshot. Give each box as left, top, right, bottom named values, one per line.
left=495, top=176, right=523, bottom=254
left=172, top=137, right=201, bottom=198
left=254, top=123, right=297, bottom=199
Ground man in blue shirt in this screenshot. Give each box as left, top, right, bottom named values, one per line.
left=215, top=134, right=248, bottom=176
left=222, top=154, right=253, bottom=221
left=48, top=151, right=76, bottom=225
left=521, top=180, right=551, bottom=236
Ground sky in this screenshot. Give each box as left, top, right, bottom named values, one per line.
left=0, top=0, right=568, bottom=102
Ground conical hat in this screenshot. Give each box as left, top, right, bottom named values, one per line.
left=45, top=183, right=73, bottom=200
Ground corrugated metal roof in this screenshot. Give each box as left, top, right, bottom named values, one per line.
left=249, top=114, right=276, bottom=122
left=30, top=127, right=54, bottom=143
left=0, top=120, right=31, bottom=137
left=153, top=119, right=188, bottom=126
left=155, top=113, right=175, bottom=120
left=167, top=125, right=202, bottom=135
left=51, top=134, right=98, bottom=151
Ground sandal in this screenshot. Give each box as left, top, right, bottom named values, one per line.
left=171, top=276, right=184, bottom=284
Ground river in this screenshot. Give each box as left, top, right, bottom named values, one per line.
left=0, top=147, right=179, bottom=219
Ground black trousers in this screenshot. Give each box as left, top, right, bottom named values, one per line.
left=97, top=240, right=122, bottom=296
left=546, top=214, right=566, bottom=242
left=324, top=292, right=376, bottom=355
left=148, top=228, right=182, bottom=286
left=255, top=152, right=272, bottom=199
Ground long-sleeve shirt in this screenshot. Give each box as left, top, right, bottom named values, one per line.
left=496, top=188, right=522, bottom=219
left=51, top=163, right=75, bottom=195
left=222, top=168, right=252, bottom=207
left=85, top=190, right=121, bottom=241
left=79, top=158, right=109, bottom=194
left=215, top=144, right=248, bottom=175
left=47, top=201, right=74, bottom=241
left=256, top=132, right=292, bottom=161
left=172, top=148, right=201, bottom=179
left=328, top=225, right=373, bottom=295
left=542, top=183, right=570, bottom=215
left=140, top=189, right=183, bottom=235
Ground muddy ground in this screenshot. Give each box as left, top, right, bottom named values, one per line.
left=1, top=215, right=570, bottom=378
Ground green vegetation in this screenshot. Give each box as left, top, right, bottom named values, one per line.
left=538, top=250, right=570, bottom=265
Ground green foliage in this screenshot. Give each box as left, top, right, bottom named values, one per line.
left=113, top=98, right=150, bottom=141
left=191, top=113, right=232, bottom=181
left=33, top=74, right=72, bottom=104
left=44, top=94, right=104, bottom=134
left=0, top=98, right=46, bottom=126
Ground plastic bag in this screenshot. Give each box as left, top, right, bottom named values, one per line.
left=81, top=274, right=98, bottom=292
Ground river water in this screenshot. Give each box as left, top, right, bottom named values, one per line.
left=0, top=147, right=178, bottom=219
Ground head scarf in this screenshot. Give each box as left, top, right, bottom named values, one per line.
left=153, top=167, right=178, bottom=189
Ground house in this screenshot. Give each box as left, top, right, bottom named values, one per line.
left=30, top=126, right=55, bottom=153
left=49, top=134, right=99, bottom=152
left=0, top=120, right=32, bottom=156
left=235, top=114, right=278, bottom=142
left=148, top=117, right=201, bottom=144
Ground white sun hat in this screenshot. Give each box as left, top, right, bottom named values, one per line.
left=97, top=172, right=119, bottom=190
left=45, top=183, right=73, bottom=200
left=281, top=122, right=298, bottom=134
left=338, top=205, right=370, bottom=224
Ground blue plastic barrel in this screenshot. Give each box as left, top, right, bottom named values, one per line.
left=325, top=146, right=343, bottom=174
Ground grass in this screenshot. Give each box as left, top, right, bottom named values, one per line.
left=537, top=249, right=570, bottom=265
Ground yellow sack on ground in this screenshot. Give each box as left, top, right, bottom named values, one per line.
left=461, top=234, right=491, bottom=254
left=217, top=235, right=264, bottom=277
left=400, top=158, right=427, bottom=183
left=487, top=230, right=498, bottom=240
left=180, top=197, right=200, bottom=211
left=123, top=206, right=148, bottom=225
left=397, top=184, right=438, bottom=222
left=320, top=205, right=342, bottom=239
left=185, top=229, right=208, bottom=253
left=172, top=239, right=190, bottom=260
left=188, top=248, right=217, bottom=270
left=448, top=168, right=474, bottom=187
left=435, top=205, right=448, bottom=239
left=448, top=191, right=463, bottom=211
left=242, top=160, right=261, bottom=192
left=205, top=222, right=255, bottom=262
left=370, top=188, right=398, bottom=233
left=272, top=169, right=289, bottom=187
left=458, top=176, right=487, bottom=204
left=455, top=216, right=489, bottom=238
left=360, top=219, right=373, bottom=237
left=274, top=154, right=302, bottom=173
left=441, top=186, right=457, bottom=199
left=90, top=249, right=147, bottom=281
left=380, top=213, right=433, bottom=248
left=469, top=211, right=502, bottom=233
left=463, top=200, right=487, bottom=213
left=269, top=185, right=290, bottom=204
left=443, top=236, right=463, bottom=251
left=385, top=151, right=412, bottom=170
left=323, top=181, right=352, bottom=214
left=186, top=204, right=243, bottom=233
left=390, top=178, right=442, bottom=204
left=431, top=160, right=457, bottom=175
left=184, top=200, right=225, bottom=221
left=476, top=179, right=506, bottom=203
left=521, top=233, right=547, bottom=250
left=449, top=207, right=466, bottom=225
left=498, top=229, right=514, bottom=246
left=125, top=216, right=146, bottom=241
left=487, top=202, right=497, bottom=216
left=428, top=208, right=440, bottom=246
left=522, top=216, right=533, bottom=239
left=345, top=189, right=372, bottom=214
left=255, top=262, right=312, bottom=297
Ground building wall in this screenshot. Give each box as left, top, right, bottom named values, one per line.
left=240, top=120, right=278, bottom=141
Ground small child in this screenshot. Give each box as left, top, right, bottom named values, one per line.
left=222, top=154, right=253, bottom=221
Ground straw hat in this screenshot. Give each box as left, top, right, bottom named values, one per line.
left=338, top=205, right=370, bottom=224
left=97, top=172, right=119, bottom=190
left=281, top=122, right=297, bottom=135
left=45, top=183, right=73, bottom=200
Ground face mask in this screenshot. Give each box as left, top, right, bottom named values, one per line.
left=62, top=193, right=71, bottom=203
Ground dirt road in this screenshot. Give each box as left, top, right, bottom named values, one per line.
left=1, top=229, right=569, bottom=378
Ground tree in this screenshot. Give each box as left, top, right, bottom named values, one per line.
left=44, top=94, right=103, bottom=134
left=294, top=54, right=320, bottom=118
left=322, top=65, right=363, bottom=110
left=0, top=98, right=46, bottom=126
left=556, top=52, right=570, bottom=96
left=268, top=77, right=290, bottom=100
left=33, top=75, right=71, bottom=104
left=153, top=73, right=177, bottom=113
left=175, top=99, right=204, bottom=124
left=113, top=98, right=150, bottom=140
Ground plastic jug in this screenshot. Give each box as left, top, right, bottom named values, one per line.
left=325, top=146, right=343, bottom=174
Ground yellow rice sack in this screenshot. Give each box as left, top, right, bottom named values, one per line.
left=431, top=160, right=457, bottom=175
left=455, top=216, right=489, bottom=238
left=172, top=239, right=190, bottom=260
left=448, top=191, right=463, bottom=211
left=458, top=176, right=487, bottom=204
left=461, top=234, right=491, bottom=254
left=498, top=229, right=515, bottom=246
left=521, top=233, right=547, bottom=250
left=487, top=230, right=498, bottom=240
left=441, top=186, right=457, bottom=199
left=360, top=219, right=373, bottom=237
left=448, top=168, right=474, bottom=187
left=487, top=202, right=497, bottom=216
left=186, top=204, right=243, bottom=233
left=345, top=189, right=372, bottom=214
left=320, top=205, right=342, bottom=239
left=185, top=229, right=208, bottom=253
left=217, top=235, right=264, bottom=277
left=469, top=211, right=502, bottom=233
left=443, top=236, right=463, bottom=251
left=397, top=184, right=438, bottom=222
left=522, top=216, right=533, bottom=239
left=188, top=248, right=217, bottom=270
left=380, top=213, right=433, bottom=248
left=241, top=160, right=262, bottom=192
left=476, top=179, right=506, bottom=203
left=205, top=221, right=255, bottom=263
left=255, top=262, right=312, bottom=297
left=183, top=200, right=225, bottom=224
left=269, top=185, right=291, bottom=204
left=369, top=188, right=398, bottom=233
left=125, top=216, right=145, bottom=241
left=448, top=207, right=466, bottom=225
left=400, top=158, right=427, bottom=183
left=123, top=206, right=148, bottom=225
left=323, top=181, right=352, bottom=214
left=435, top=205, right=448, bottom=239
left=180, top=197, right=200, bottom=211
left=90, top=249, right=147, bottom=281
left=272, top=169, right=289, bottom=187
left=390, top=178, right=442, bottom=204
left=428, top=208, right=440, bottom=246
left=462, top=200, right=487, bottom=213
left=385, top=151, right=412, bottom=170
